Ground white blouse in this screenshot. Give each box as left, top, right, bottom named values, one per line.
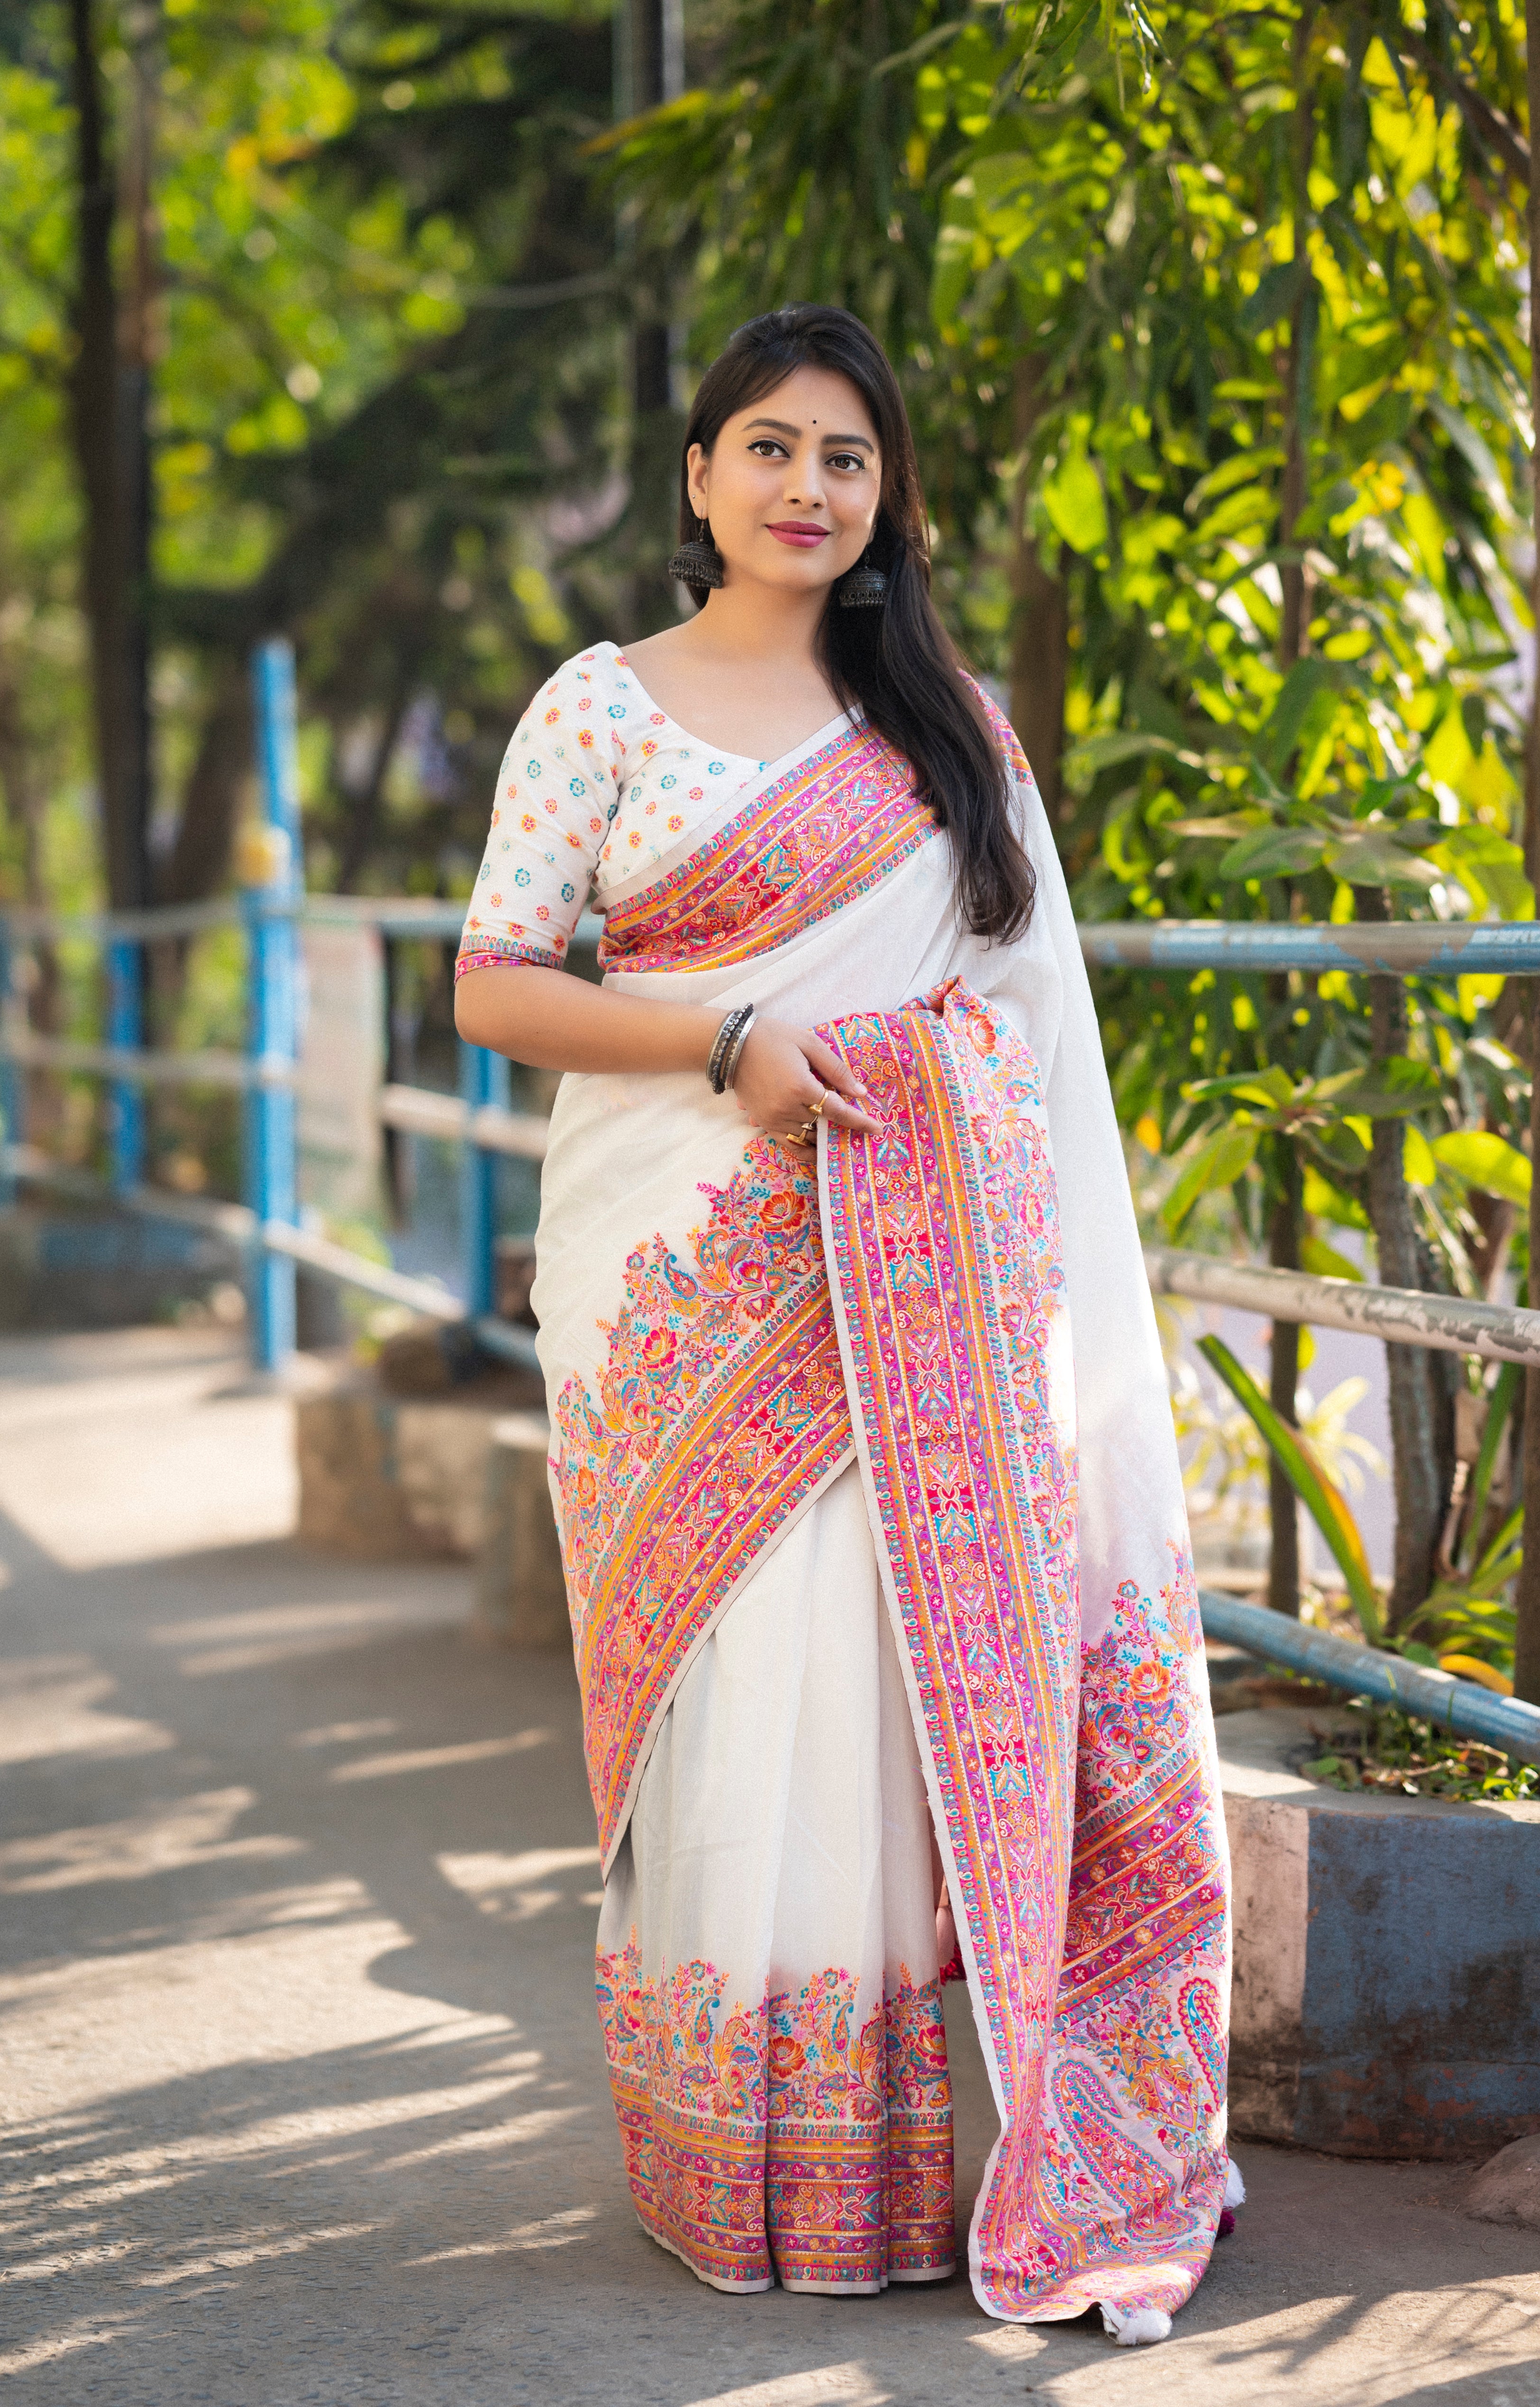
left=456, top=642, right=775, bottom=976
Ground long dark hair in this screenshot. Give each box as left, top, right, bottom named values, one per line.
left=675, top=305, right=1036, bottom=943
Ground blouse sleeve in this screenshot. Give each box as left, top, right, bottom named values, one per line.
left=455, top=651, right=623, bottom=978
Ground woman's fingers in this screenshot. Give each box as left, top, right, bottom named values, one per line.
left=816, top=1089, right=881, bottom=1137
left=729, top=1018, right=881, bottom=1140
left=802, top=1033, right=866, bottom=1104
left=798, top=1034, right=879, bottom=1133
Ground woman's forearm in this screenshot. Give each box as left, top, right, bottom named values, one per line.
left=453, top=963, right=720, bottom=1077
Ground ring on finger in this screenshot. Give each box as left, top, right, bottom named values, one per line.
left=787, top=1119, right=818, bottom=1149
left=808, top=1088, right=828, bottom=1120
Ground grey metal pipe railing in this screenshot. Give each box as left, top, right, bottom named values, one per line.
left=378, top=1083, right=550, bottom=1160
left=0, top=896, right=606, bottom=945
left=1082, top=920, right=1540, bottom=975
left=1, top=900, right=1532, bottom=969
left=1147, top=1246, right=1540, bottom=1368
left=0, top=1031, right=295, bottom=1090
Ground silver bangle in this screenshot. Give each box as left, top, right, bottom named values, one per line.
left=720, top=1009, right=756, bottom=1090
left=707, top=1004, right=753, bottom=1095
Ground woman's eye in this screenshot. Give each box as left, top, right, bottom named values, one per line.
left=828, top=453, right=866, bottom=473
left=748, top=439, right=787, bottom=458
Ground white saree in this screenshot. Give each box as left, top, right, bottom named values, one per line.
left=458, top=641, right=1232, bottom=2331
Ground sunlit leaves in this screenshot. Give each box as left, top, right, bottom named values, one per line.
left=1432, top=1130, right=1532, bottom=1206
left=1040, top=442, right=1108, bottom=551
left=1160, top=1120, right=1258, bottom=1232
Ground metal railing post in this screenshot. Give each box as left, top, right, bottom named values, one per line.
left=458, top=1039, right=508, bottom=1318
left=245, top=639, right=302, bottom=1372
left=0, top=920, right=20, bottom=1205
left=106, top=938, right=146, bottom=1194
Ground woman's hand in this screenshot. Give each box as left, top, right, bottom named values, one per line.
left=454, top=967, right=880, bottom=1144
left=731, top=1017, right=881, bottom=1144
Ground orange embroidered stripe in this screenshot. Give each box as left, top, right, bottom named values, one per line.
left=575, top=1279, right=852, bottom=1862
left=600, top=723, right=934, bottom=975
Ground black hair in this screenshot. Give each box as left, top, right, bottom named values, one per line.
left=676, top=303, right=1035, bottom=941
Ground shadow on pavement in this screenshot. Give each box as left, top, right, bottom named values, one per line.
left=0, top=1334, right=1536, bottom=2407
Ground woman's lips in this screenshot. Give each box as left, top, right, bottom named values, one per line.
left=766, top=522, right=829, bottom=549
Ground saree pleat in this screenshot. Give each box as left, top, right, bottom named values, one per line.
left=596, top=1462, right=955, bottom=2295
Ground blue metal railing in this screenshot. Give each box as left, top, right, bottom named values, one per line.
left=0, top=640, right=538, bottom=1372
left=4, top=661, right=1540, bottom=1738
left=246, top=639, right=303, bottom=1370
left=1200, top=1590, right=1540, bottom=1766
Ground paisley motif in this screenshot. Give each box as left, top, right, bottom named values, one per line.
left=1178, top=1976, right=1227, bottom=2115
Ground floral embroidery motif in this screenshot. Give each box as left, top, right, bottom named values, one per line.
left=600, top=722, right=935, bottom=974
left=556, top=1141, right=853, bottom=1863
left=819, top=985, right=1229, bottom=2323
left=596, top=1935, right=954, bottom=2292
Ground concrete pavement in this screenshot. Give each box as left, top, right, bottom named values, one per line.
left=1, top=1327, right=1536, bottom=2407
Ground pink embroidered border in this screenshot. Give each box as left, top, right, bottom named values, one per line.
left=554, top=1142, right=853, bottom=1865
left=820, top=983, right=1228, bottom=2322
left=600, top=722, right=934, bottom=974
left=597, top=1938, right=955, bottom=2292
left=453, top=929, right=562, bottom=979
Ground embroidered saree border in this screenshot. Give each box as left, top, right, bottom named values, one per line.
left=820, top=984, right=1228, bottom=2322
left=552, top=1142, right=853, bottom=1867
left=597, top=1939, right=955, bottom=2293
left=819, top=988, right=1079, bottom=2305
left=600, top=721, right=934, bottom=975
left=556, top=981, right=1230, bottom=2320
left=455, top=928, right=565, bottom=978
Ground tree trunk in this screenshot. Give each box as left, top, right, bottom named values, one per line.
left=68, top=0, right=155, bottom=915
left=0, top=639, right=63, bottom=1145
left=1279, top=1, right=1317, bottom=667
left=1263, top=19, right=1316, bottom=1613
left=1514, top=0, right=1540, bottom=1703
left=1358, top=892, right=1444, bottom=1631
left=157, top=660, right=251, bottom=908
left=1008, top=355, right=1067, bottom=824
left=1267, top=1153, right=1302, bottom=1616
left=620, top=0, right=683, bottom=634
left=1517, top=1016, right=1540, bottom=1692
left=337, top=667, right=416, bottom=893
left=145, top=657, right=252, bottom=1044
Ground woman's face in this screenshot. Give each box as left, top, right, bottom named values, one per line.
left=686, top=365, right=882, bottom=599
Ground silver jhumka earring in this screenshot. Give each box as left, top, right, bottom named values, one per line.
left=666, top=522, right=725, bottom=588
left=838, top=551, right=888, bottom=608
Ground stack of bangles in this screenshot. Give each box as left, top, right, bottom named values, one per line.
left=706, top=1003, right=756, bottom=1094
left=707, top=1004, right=827, bottom=1148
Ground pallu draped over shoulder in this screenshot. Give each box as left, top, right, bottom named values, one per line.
left=458, top=642, right=1232, bottom=2330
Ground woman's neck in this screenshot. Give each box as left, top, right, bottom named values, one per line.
left=622, top=577, right=846, bottom=763
left=677, top=578, right=829, bottom=668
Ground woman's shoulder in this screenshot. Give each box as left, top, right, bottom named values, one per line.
left=527, top=640, right=630, bottom=712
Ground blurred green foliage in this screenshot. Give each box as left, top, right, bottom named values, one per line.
left=0, top=0, right=623, bottom=928
left=3, top=0, right=1540, bottom=1625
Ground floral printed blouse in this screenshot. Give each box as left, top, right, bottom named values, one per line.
left=456, top=642, right=778, bottom=979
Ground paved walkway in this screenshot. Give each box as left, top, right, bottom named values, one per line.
left=1, top=1327, right=1536, bottom=2407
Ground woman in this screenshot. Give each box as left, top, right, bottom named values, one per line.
left=455, top=304, right=1236, bottom=2342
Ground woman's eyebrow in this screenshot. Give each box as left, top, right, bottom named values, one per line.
left=743, top=417, right=875, bottom=453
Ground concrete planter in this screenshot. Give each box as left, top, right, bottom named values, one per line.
left=0, top=1203, right=242, bottom=1329
left=475, top=1411, right=570, bottom=1647
left=294, top=1366, right=542, bottom=1558
left=1218, top=1705, right=1540, bottom=2160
